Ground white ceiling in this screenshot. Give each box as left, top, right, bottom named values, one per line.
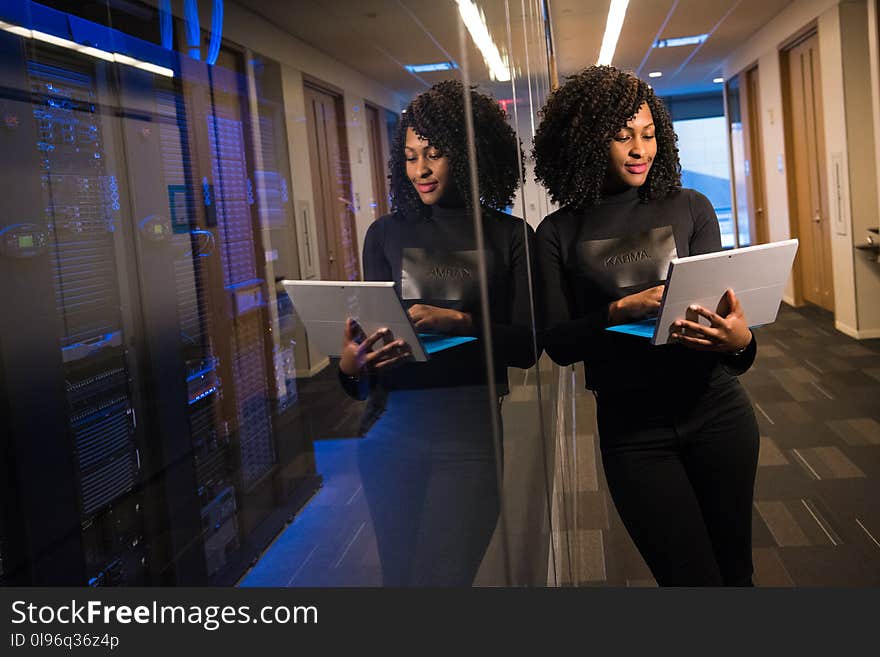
left=552, top=0, right=794, bottom=96
left=235, top=0, right=795, bottom=99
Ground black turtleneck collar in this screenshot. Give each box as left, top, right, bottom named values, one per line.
left=597, top=186, right=641, bottom=205
left=424, top=202, right=470, bottom=221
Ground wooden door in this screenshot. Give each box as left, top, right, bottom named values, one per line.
left=365, top=103, right=390, bottom=218
left=784, top=32, right=834, bottom=310
left=303, top=83, right=359, bottom=280
left=744, top=66, right=769, bottom=244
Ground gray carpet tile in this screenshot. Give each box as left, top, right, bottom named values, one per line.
left=734, top=305, right=879, bottom=583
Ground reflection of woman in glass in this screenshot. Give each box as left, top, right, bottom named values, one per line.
left=337, top=80, right=536, bottom=585
left=534, top=66, right=759, bottom=586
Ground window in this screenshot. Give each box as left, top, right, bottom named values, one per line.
left=674, top=116, right=736, bottom=248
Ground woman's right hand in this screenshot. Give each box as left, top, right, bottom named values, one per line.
left=608, top=285, right=665, bottom=324
left=339, top=318, right=412, bottom=377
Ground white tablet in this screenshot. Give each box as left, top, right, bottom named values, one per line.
left=281, top=280, right=479, bottom=363
left=651, top=239, right=799, bottom=345
left=281, top=280, right=428, bottom=362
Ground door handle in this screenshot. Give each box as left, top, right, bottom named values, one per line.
left=813, top=212, right=821, bottom=223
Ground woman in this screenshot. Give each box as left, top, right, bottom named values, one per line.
left=338, top=80, right=536, bottom=586
left=533, top=66, right=759, bottom=586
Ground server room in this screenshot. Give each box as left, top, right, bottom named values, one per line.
left=0, top=0, right=878, bottom=589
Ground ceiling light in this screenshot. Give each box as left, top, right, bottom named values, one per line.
left=404, top=62, right=458, bottom=74
left=31, top=30, right=80, bottom=49
left=713, top=77, right=724, bottom=83
left=113, top=53, right=175, bottom=78
left=597, top=0, right=629, bottom=66
left=455, top=0, right=510, bottom=82
left=653, top=34, right=709, bottom=49
left=0, top=20, right=32, bottom=38
left=0, top=20, right=173, bottom=77
left=648, top=71, right=662, bottom=78
left=78, top=46, right=116, bottom=63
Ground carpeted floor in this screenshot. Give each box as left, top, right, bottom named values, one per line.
left=241, top=303, right=880, bottom=587
left=564, top=303, right=880, bottom=586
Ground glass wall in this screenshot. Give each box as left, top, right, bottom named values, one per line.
left=0, top=0, right=321, bottom=586
left=0, top=0, right=556, bottom=587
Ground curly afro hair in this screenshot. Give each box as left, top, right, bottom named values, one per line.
left=533, top=65, right=680, bottom=209
left=389, top=79, right=522, bottom=215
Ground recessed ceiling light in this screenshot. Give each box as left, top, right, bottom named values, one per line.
left=648, top=71, right=662, bottom=78
left=653, top=34, right=709, bottom=49
left=404, top=61, right=458, bottom=74
left=713, top=77, right=724, bottom=83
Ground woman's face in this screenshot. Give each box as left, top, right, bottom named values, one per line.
left=605, top=102, right=657, bottom=192
left=405, top=126, right=453, bottom=205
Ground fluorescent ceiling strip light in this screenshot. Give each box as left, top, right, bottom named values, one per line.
left=113, top=53, right=174, bottom=78
left=653, top=33, right=709, bottom=48
left=648, top=71, right=662, bottom=78
left=0, top=20, right=32, bottom=37
left=597, top=0, right=629, bottom=66
left=32, top=29, right=82, bottom=50
left=455, top=0, right=510, bottom=82
left=713, top=77, right=724, bottom=83
left=78, top=46, right=116, bottom=62
left=0, top=20, right=173, bottom=77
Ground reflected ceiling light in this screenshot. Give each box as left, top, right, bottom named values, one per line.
left=404, top=61, right=459, bottom=73
left=0, top=20, right=173, bottom=77
left=597, top=0, right=629, bottom=66
left=31, top=29, right=81, bottom=49
left=455, top=0, right=510, bottom=81
left=0, top=20, right=31, bottom=37
left=648, top=71, right=662, bottom=78
left=713, top=77, right=724, bottom=83
left=78, top=46, right=117, bottom=63
left=653, top=33, right=709, bottom=49
left=113, top=53, right=175, bottom=78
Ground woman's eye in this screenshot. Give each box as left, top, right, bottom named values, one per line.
left=405, top=157, right=416, bottom=162
left=614, top=135, right=629, bottom=142
left=428, top=152, right=443, bottom=160
left=643, top=134, right=655, bottom=140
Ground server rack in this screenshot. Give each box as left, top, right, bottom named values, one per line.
left=0, top=5, right=319, bottom=586
left=0, top=38, right=148, bottom=585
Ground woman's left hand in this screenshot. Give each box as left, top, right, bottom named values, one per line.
left=669, top=288, right=752, bottom=353
left=408, top=304, right=473, bottom=334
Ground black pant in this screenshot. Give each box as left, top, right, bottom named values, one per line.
left=358, top=386, right=501, bottom=586
left=596, top=369, right=760, bottom=586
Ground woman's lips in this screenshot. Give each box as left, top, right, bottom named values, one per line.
left=625, top=163, right=648, bottom=175
left=415, top=182, right=438, bottom=193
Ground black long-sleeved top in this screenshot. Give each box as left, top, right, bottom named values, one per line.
left=343, top=203, right=537, bottom=397
left=536, top=187, right=756, bottom=393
